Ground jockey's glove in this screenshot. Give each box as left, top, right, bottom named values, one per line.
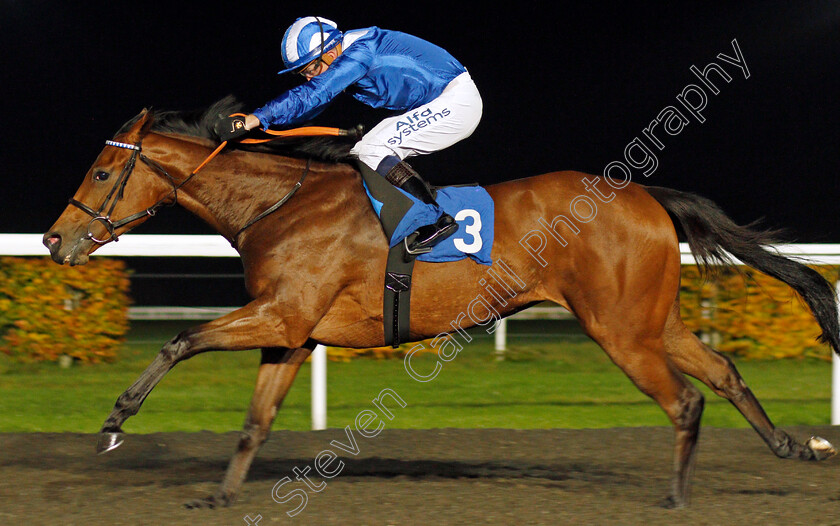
left=214, top=114, right=250, bottom=142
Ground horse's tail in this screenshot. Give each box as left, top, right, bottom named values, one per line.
left=645, top=185, right=840, bottom=355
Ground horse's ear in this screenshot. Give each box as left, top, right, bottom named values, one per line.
left=137, top=108, right=155, bottom=133
left=123, top=107, right=155, bottom=142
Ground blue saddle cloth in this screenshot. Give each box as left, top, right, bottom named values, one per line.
left=363, top=183, right=494, bottom=265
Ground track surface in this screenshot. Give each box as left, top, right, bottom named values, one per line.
left=1, top=427, right=839, bottom=525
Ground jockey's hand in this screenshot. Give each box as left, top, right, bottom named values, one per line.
left=214, top=113, right=256, bottom=142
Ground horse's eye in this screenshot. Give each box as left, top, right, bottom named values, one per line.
left=94, top=170, right=110, bottom=182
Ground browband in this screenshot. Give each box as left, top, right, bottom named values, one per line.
left=105, top=140, right=141, bottom=151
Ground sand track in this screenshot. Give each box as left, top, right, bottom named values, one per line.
left=1, top=426, right=838, bottom=525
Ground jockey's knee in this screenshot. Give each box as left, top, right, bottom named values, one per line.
left=350, top=140, right=403, bottom=175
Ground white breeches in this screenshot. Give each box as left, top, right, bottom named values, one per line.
left=350, top=72, right=483, bottom=170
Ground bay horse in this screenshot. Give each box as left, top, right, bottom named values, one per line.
left=44, top=98, right=839, bottom=509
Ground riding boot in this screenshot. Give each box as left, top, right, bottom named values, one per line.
left=383, top=161, right=459, bottom=256
left=354, top=160, right=416, bottom=244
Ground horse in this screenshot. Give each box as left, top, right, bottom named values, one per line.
left=44, top=97, right=840, bottom=509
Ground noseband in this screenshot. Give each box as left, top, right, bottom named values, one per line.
left=68, top=139, right=183, bottom=244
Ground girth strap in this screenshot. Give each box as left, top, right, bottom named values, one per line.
left=384, top=247, right=415, bottom=347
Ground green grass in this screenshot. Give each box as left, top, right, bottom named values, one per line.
left=0, top=320, right=832, bottom=432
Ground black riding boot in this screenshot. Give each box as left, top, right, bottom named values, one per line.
left=383, top=161, right=458, bottom=256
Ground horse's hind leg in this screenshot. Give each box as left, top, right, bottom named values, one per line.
left=590, top=331, right=704, bottom=508
left=663, top=300, right=836, bottom=461
left=186, top=345, right=313, bottom=509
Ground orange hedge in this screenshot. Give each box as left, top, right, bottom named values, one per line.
left=680, top=265, right=838, bottom=360
left=327, top=340, right=436, bottom=361
left=0, top=257, right=131, bottom=363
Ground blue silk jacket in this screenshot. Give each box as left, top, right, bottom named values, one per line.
left=253, top=27, right=467, bottom=128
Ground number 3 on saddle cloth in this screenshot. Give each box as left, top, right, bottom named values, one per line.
left=362, top=182, right=494, bottom=265
left=355, top=166, right=495, bottom=346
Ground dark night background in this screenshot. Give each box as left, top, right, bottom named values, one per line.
left=2, top=1, right=838, bottom=244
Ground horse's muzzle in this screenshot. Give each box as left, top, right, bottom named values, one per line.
left=43, top=231, right=92, bottom=266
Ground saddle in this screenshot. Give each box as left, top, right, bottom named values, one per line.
left=356, top=164, right=494, bottom=347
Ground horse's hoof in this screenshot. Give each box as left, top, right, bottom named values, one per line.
left=807, top=436, right=836, bottom=461
left=658, top=495, right=687, bottom=509
left=183, top=494, right=231, bottom=509
left=96, top=431, right=125, bottom=454
left=184, top=497, right=216, bottom=509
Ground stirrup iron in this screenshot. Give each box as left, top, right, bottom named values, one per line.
left=404, top=235, right=434, bottom=256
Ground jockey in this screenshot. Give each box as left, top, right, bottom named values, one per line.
left=215, top=16, right=483, bottom=255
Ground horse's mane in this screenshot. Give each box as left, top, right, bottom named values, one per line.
left=116, top=95, right=355, bottom=163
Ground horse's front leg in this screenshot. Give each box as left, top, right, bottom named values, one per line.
left=96, top=300, right=308, bottom=453
left=185, top=345, right=313, bottom=509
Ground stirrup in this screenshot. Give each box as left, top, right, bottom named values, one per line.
left=403, top=216, right=459, bottom=261
left=404, top=235, right=433, bottom=256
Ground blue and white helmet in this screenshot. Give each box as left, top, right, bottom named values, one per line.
left=279, top=16, right=342, bottom=74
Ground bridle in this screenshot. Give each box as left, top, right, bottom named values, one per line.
left=68, top=123, right=360, bottom=247
left=68, top=139, right=190, bottom=244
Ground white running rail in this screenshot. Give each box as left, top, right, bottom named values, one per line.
left=4, top=234, right=840, bottom=426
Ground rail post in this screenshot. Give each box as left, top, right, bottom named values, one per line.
left=311, top=345, right=327, bottom=430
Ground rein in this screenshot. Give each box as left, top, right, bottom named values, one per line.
left=68, top=125, right=355, bottom=247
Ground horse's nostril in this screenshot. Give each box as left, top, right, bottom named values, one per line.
left=44, top=233, right=62, bottom=249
